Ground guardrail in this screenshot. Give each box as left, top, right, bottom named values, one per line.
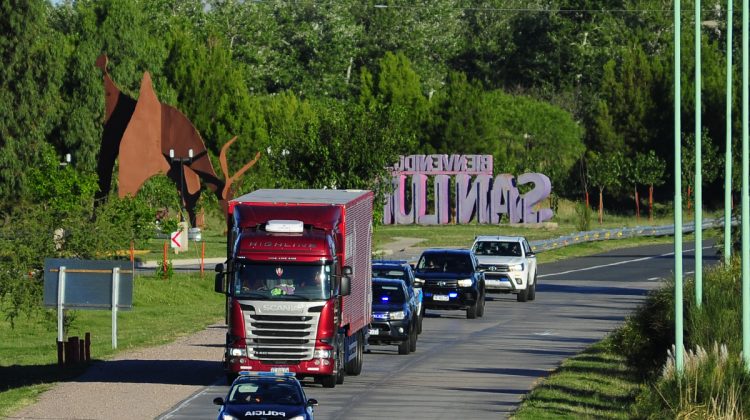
left=529, top=218, right=730, bottom=253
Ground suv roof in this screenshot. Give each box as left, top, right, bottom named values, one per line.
left=473, top=235, right=525, bottom=242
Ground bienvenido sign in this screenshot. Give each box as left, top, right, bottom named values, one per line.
left=383, top=154, right=553, bottom=225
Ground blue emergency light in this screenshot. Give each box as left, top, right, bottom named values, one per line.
left=238, top=371, right=295, bottom=378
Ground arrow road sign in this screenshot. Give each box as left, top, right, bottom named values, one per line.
left=171, top=231, right=181, bottom=248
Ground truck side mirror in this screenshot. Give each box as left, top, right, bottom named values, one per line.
left=340, top=275, right=351, bottom=296
left=214, top=264, right=225, bottom=294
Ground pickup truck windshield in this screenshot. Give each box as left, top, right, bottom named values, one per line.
left=472, top=241, right=522, bottom=257
left=416, top=254, right=473, bottom=274
left=233, top=262, right=332, bottom=300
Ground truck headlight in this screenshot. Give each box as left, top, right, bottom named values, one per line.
left=313, top=349, right=332, bottom=359
left=229, top=348, right=247, bottom=357
left=457, top=279, right=473, bottom=287
left=510, top=263, right=524, bottom=272
left=389, top=310, right=406, bottom=320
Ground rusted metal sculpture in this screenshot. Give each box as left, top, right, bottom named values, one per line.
left=95, top=54, right=260, bottom=226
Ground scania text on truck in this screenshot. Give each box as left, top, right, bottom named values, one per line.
left=214, top=189, right=374, bottom=388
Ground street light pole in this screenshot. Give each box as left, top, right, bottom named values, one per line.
left=169, top=148, right=194, bottom=224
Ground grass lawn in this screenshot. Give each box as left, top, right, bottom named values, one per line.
left=0, top=273, right=224, bottom=418
left=512, top=336, right=641, bottom=419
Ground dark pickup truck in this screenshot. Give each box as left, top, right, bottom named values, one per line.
left=414, top=249, right=486, bottom=319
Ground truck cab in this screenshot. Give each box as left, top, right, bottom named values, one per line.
left=215, top=189, right=373, bottom=388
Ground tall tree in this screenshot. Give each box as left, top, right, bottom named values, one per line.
left=587, top=151, right=624, bottom=224
left=484, top=89, right=585, bottom=186
left=0, top=0, right=66, bottom=207
left=353, top=0, right=463, bottom=94
left=636, top=150, right=666, bottom=221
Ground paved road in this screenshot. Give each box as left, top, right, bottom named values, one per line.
left=159, top=242, right=716, bottom=420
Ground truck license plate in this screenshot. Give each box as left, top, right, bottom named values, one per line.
left=271, top=367, right=289, bottom=374
left=368, top=328, right=379, bottom=336
left=434, top=295, right=449, bottom=301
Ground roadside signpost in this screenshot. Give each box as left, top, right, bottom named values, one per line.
left=44, top=259, right=133, bottom=349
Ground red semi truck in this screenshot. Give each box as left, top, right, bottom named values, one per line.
left=214, top=189, right=373, bottom=387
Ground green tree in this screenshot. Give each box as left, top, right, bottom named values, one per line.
left=682, top=130, right=721, bottom=212
left=587, top=151, right=624, bottom=224
left=352, top=0, right=463, bottom=94
left=426, top=71, right=492, bottom=155
left=0, top=0, right=67, bottom=207
left=359, top=51, right=428, bottom=140
left=637, top=150, right=666, bottom=221
left=261, top=93, right=414, bottom=192
left=484, top=89, right=585, bottom=189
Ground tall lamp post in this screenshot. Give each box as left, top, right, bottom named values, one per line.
left=169, top=148, right=194, bottom=223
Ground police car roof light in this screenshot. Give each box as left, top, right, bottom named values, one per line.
left=238, top=371, right=295, bottom=378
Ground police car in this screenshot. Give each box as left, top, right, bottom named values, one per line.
left=214, top=371, right=317, bottom=420
left=372, top=260, right=424, bottom=333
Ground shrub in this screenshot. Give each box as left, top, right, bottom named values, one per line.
left=612, top=280, right=675, bottom=378
left=574, top=201, right=592, bottom=231
left=634, top=343, right=749, bottom=419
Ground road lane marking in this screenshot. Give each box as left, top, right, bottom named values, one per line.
left=538, top=245, right=712, bottom=278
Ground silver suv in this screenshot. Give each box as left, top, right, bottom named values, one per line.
left=471, top=236, right=537, bottom=302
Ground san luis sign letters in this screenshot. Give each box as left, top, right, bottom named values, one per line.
left=383, top=154, right=553, bottom=225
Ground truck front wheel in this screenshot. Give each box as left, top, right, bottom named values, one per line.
left=345, top=331, right=364, bottom=375
left=335, top=336, right=345, bottom=384
left=321, top=374, right=336, bottom=388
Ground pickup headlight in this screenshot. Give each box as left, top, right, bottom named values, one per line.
left=289, top=416, right=305, bottom=420
left=222, top=414, right=238, bottom=420
left=389, top=310, right=406, bottom=320
left=510, top=263, right=524, bottom=272
left=457, top=278, right=473, bottom=287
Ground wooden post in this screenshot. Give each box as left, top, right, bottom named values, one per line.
left=57, top=340, right=64, bottom=366
left=69, top=336, right=79, bottom=364
left=201, top=242, right=205, bottom=277
left=162, top=241, right=168, bottom=280
left=85, top=332, right=91, bottom=361
left=78, top=337, right=85, bottom=363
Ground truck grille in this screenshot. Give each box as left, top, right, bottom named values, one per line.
left=244, top=312, right=320, bottom=362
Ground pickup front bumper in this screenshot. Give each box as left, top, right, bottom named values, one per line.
left=422, top=286, right=478, bottom=310
left=368, top=319, right=411, bottom=345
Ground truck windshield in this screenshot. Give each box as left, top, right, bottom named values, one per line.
left=233, top=262, right=332, bottom=300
